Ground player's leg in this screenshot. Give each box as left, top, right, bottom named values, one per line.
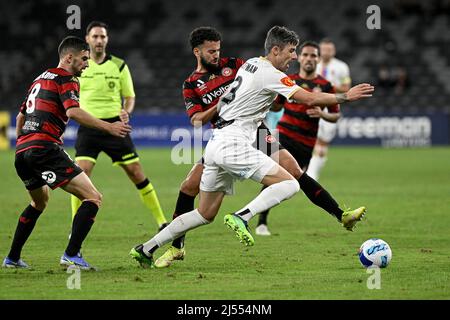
left=154, top=162, right=204, bottom=268
left=3, top=185, right=49, bottom=269
left=71, top=159, right=96, bottom=219
left=172, top=162, right=204, bottom=246
left=278, top=137, right=366, bottom=230
left=224, top=157, right=300, bottom=246
left=130, top=151, right=230, bottom=268
left=72, top=124, right=100, bottom=219
left=120, top=160, right=168, bottom=230
left=130, top=190, right=223, bottom=268
left=307, top=119, right=337, bottom=181
left=306, top=138, right=328, bottom=181
left=61, top=171, right=102, bottom=270
left=255, top=128, right=301, bottom=235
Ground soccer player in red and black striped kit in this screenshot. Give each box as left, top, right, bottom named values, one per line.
left=2, top=36, right=131, bottom=269
left=149, top=28, right=366, bottom=269
left=256, top=40, right=346, bottom=233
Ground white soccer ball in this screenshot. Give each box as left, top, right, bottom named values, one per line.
left=359, top=238, right=392, bottom=268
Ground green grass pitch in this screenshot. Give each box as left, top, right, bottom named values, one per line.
left=0, top=147, right=449, bottom=299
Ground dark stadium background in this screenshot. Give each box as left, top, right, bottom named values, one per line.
left=0, top=0, right=449, bottom=147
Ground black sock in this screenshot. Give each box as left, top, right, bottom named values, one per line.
left=172, top=191, right=196, bottom=249
left=135, top=178, right=149, bottom=190
left=298, top=173, right=343, bottom=221
left=65, top=201, right=98, bottom=256
left=257, top=186, right=269, bottom=225
left=8, top=205, right=43, bottom=261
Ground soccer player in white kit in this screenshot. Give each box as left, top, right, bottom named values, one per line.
left=307, top=39, right=351, bottom=181
left=129, top=26, right=374, bottom=267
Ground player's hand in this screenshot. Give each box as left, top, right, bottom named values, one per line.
left=109, top=121, right=132, bottom=138
left=306, top=106, right=323, bottom=118
left=346, top=83, right=375, bottom=101
left=119, top=109, right=130, bottom=123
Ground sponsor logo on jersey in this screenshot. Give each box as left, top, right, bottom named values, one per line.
left=281, top=77, right=295, bottom=87
left=201, top=84, right=230, bottom=104
left=221, top=67, right=232, bottom=77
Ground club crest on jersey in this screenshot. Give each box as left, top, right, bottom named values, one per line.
left=281, top=77, right=295, bottom=87
left=221, top=67, right=232, bottom=77
left=41, top=171, right=56, bottom=184
left=313, top=86, right=322, bottom=93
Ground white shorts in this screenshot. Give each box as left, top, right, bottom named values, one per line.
left=317, top=119, right=338, bottom=143
left=200, top=136, right=277, bottom=195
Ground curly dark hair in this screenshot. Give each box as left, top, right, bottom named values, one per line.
left=189, top=27, right=222, bottom=50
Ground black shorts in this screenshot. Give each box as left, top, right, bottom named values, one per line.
left=15, top=144, right=83, bottom=190
left=279, top=134, right=314, bottom=170
left=75, top=117, right=139, bottom=165
left=253, top=122, right=285, bottom=157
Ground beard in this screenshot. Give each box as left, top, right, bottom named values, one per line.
left=303, top=64, right=316, bottom=75
left=200, top=57, right=221, bottom=73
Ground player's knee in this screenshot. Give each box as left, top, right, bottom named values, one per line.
left=287, top=165, right=302, bottom=180
left=180, top=178, right=200, bottom=197
left=314, top=144, right=328, bottom=157
left=31, top=197, right=48, bottom=211
left=86, top=190, right=103, bottom=207
left=283, top=179, right=300, bottom=198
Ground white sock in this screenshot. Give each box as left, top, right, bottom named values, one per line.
left=306, top=155, right=327, bottom=181
left=142, top=209, right=209, bottom=255
left=236, top=179, right=300, bottom=221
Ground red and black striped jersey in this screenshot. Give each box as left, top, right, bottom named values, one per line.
left=16, top=68, right=80, bottom=153
left=182, top=57, right=244, bottom=123
left=277, top=74, right=339, bottom=148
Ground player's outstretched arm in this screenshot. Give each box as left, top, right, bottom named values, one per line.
left=67, top=107, right=131, bottom=138
left=292, top=83, right=374, bottom=107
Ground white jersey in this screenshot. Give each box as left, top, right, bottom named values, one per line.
left=316, top=57, right=351, bottom=89
left=215, top=57, right=301, bottom=142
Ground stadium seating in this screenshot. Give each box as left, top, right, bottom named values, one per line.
left=1, top=0, right=449, bottom=114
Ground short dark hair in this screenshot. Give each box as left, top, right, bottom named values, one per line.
left=58, top=36, right=89, bottom=58
left=189, top=27, right=222, bottom=50
left=319, top=38, right=334, bottom=45
left=86, top=21, right=108, bottom=35
left=299, top=41, right=321, bottom=56
left=264, top=26, right=299, bottom=55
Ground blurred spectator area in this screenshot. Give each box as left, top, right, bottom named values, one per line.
left=0, top=0, right=449, bottom=114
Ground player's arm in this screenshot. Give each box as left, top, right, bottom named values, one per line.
left=120, top=64, right=136, bottom=123
left=120, top=96, right=135, bottom=123
left=291, top=83, right=374, bottom=106
left=190, top=105, right=218, bottom=127
left=270, top=95, right=285, bottom=112
left=15, top=112, right=25, bottom=137
left=67, top=107, right=131, bottom=137
left=306, top=107, right=341, bottom=123
left=183, top=80, right=214, bottom=127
